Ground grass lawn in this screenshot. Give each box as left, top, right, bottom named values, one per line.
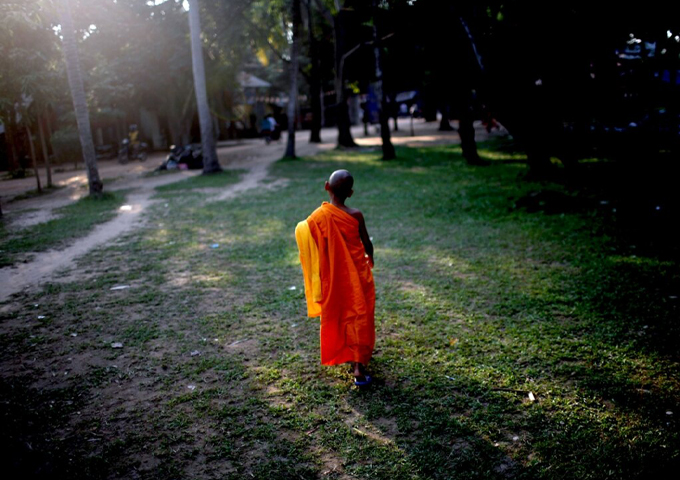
left=0, top=143, right=678, bottom=479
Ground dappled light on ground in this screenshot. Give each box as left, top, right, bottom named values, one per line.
left=1, top=141, right=678, bottom=479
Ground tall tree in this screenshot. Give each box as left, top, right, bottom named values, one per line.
left=315, top=0, right=357, bottom=148
left=38, top=113, right=53, bottom=187
left=371, top=0, right=395, bottom=160
left=58, top=0, right=102, bottom=195
left=304, top=0, right=323, bottom=143
left=25, top=123, right=42, bottom=193
left=188, top=0, right=221, bottom=174
left=456, top=16, right=486, bottom=166
left=284, top=0, right=302, bottom=158
left=1, top=0, right=58, bottom=176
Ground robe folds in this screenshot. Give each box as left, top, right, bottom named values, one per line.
left=295, top=202, right=375, bottom=366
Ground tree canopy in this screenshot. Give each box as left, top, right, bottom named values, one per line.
left=1, top=0, right=678, bottom=176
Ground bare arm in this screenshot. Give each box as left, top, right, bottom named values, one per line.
left=356, top=212, right=374, bottom=266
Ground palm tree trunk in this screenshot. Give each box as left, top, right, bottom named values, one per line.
left=187, top=0, right=221, bottom=174
left=26, top=125, right=42, bottom=193
left=38, top=113, right=53, bottom=187
left=284, top=0, right=301, bottom=159
left=58, top=0, right=102, bottom=195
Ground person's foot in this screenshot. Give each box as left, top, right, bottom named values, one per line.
left=352, top=362, right=370, bottom=383
left=348, top=362, right=373, bottom=387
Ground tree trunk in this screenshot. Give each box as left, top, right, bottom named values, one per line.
left=496, top=112, right=554, bottom=177
left=26, top=125, right=42, bottom=193
left=284, top=0, right=301, bottom=158
left=306, top=0, right=322, bottom=143
left=459, top=117, right=478, bottom=163
left=5, top=108, right=21, bottom=172
left=114, top=118, right=122, bottom=147
left=439, top=104, right=454, bottom=131
left=58, top=0, right=102, bottom=195
left=459, top=117, right=486, bottom=166
left=188, top=0, right=222, bottom=174
left=372, top=1, right=395, bottom=160
left=334, top=8, right=356, bottom=148
left=45, top=112, right=58, bottom=168
left=38, top=113, right=53, bottom=187
left=459, top=91, right=487, bottom=165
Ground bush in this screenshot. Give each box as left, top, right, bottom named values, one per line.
left=50, top=127, right=82, bottom=166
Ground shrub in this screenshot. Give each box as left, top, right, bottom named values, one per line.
left=50, top=126, right=82, bottom=166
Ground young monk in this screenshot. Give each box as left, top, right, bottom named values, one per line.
left=295, top=169, right=375, bottom=386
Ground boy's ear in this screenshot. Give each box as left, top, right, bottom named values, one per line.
left=324, top=181, right=331, bottom=192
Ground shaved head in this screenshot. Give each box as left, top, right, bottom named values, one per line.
left=327, top=169, right=354, bottom=199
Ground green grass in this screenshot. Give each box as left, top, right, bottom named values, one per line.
left=154, top=169, right=242, bottom=192
left=0, top=143, right=678, bottom=479
left=0, top=191, right=128, bottom=266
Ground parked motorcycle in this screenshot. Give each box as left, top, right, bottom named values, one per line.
left=156, top=144, right=203, bottom=171
left=118, top=138, right=148, bottom=164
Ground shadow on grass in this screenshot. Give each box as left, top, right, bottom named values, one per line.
left=0, top=143, right=678, bottom=479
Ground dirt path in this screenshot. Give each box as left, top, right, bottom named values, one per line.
left=0, top=170, right=199, bottom=301
left=0, top=135, right=332, bottom=301
left=0, top=120, right=496, bottom=302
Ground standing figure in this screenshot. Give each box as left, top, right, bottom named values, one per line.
left=260, top=116, right=272, bottom=144
left=128, top=124, right=140, bottom=157
left=295, top=170, right=375, bottom=386
left=268, top=114, right=280, bottom=141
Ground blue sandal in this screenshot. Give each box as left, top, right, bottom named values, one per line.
left=354, top=375, right=373, bottom=387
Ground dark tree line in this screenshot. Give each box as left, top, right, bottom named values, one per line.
left=3, top=0, right=678, bottom=182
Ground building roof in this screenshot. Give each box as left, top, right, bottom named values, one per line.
left=238, top=72, right=271, bottom=88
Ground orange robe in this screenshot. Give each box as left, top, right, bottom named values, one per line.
left=295, top=202, right=375, bottom=366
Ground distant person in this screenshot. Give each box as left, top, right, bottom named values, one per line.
left=481, top=105, right=499, bottom=133
left=399, top=103, right=408, bottom=116
left=267, top=114, right=278, bottom=132
left=268, top=114, right=280, bottom=141
left=260, top=116, right=272, bottom=144
left=128, top=124, right=140, bottom=154
left=361, top=101, right=369, bottom=136
left=295, top=170, right=375, bottom=387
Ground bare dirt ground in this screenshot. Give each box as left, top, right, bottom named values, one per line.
left=0, top=119, right=495, bottom=302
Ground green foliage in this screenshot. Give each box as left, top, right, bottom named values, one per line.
left=0, top=0, right=63, bottom=118
left=50, top=126, right=82, bottom=164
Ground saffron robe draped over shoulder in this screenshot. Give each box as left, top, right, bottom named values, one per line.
left=295, top=202, right=375, bottom=366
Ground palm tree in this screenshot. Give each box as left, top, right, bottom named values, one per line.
left=58, top=0, right=102, bottom=195
left=187, top=0, right=221, bottom=174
